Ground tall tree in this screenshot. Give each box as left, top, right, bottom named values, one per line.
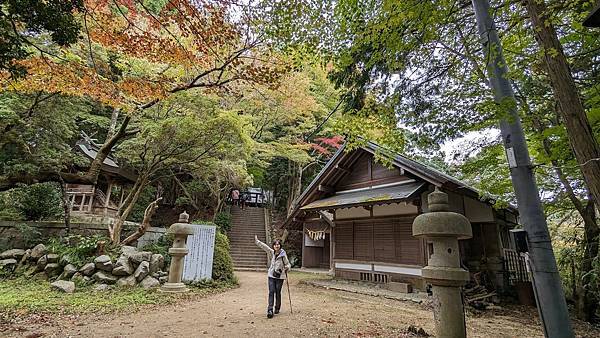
left=523, top=0, right=600, bottom=216
left=109, top=92, right=250, bottom=244
left=0, top=0, right=283, bottom=191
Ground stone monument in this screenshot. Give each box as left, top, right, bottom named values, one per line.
left=413, top=187, right=472, bottom=338
left=160, top=211, right=195, bottom=293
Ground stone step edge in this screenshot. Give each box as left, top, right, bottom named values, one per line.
left=234, top=267, right=268, bottom=271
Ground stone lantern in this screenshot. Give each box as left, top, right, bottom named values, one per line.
left=413, top=188, right=472, bottom=338
left=161, top=211, right=195, bottom=293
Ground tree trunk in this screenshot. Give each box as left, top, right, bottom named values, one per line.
left=86, top=115, right=133, bottom=185
left=58, top=179, right=71, bottom=234
left=110, top=174, right=149, bottom=245
left=532, top=115, right=600, bottom=322
left=287, top=161, right=303, bottom=216
left=107, top=108, right=120, bottom=139
left=525, top=0, right=600, bottom=214
left=121, top=197, right=162, bottom=246
left=173, top=175, right=199, bottom=211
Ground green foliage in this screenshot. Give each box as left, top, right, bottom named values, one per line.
left=213, top=212, right=232, bottom=233
left=129, top=185, right=158, bottom=222
left=140, top=234, right=174, bottom=266
left=0, top=0, right=83, bottom=78
left=0, top=183, right=63, bottom=221
left=212, top=231, right=235, bottom=283
left=0, top=93, right=106, bottom=187
left=14, top=223, right=42, bottom=248
left=46, top=235, right=110, bottom=267
left=114, top=91, right=253, bottom=224
left=17, top=183, right=63, bottom=221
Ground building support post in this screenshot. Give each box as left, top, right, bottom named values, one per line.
left=79, top=194, right=86, bottom=212
left=471, top=0, right=573, bottom=336
left=105, top=179, right=113, bottom=216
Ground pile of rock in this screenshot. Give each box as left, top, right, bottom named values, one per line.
left=0, top=244, right=168, bottom=293
left=81, top=246, right=167, bottom=290
left=0, top=244, right=50, bottom=275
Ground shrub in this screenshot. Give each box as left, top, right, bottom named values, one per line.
left=16, top=183, right=64, bottom=221
left=0, top=223, right=41, bottom=251
left=0, top=183, right=63, bottom=221
left=212, top=231, right=235, bottom=283
left=14, top=223, right=42, bottom=248
left=213, top=212, right=232, bottom=233
left=0, top=189, right=24, bottom=221
left=46, top=234, right=109, bottom=267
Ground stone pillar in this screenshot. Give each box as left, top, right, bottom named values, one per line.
left=413, top=188, right=472, bottom=338
left=160, top=211, right=195, bottom=293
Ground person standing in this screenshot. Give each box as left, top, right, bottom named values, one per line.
left=231, top=188, right=240, bottom=207
left=254, top=235, right=291, bottom=318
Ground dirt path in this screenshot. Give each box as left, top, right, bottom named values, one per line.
left=14, top=271, right=596, bottom=337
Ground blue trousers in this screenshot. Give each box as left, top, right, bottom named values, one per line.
left=268, top=277, right=284, bottom=312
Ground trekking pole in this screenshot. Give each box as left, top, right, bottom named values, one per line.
left=285, top=271, right=293, bottom=314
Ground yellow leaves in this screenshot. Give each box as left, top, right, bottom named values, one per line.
left=0, top=58, right=169, bottom=108
left=1, top=0, right=285, bottom=114
left=1, top=58, right=119, bottom=106
left=119, top=78, right=167, bottom=103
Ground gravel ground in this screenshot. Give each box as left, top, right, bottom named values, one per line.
left=4, top=271, right=600, bottom=337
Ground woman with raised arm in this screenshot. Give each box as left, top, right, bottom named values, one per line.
left=254, top=235, right=291, bottom=318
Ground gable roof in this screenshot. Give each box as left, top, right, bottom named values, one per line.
left=284, top=141, right=515, bottom=228
left=76, top=132, right=137, bottom=182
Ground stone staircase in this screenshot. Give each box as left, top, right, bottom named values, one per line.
left=228, top=206, right=268, bottom=269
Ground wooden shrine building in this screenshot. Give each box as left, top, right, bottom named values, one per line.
left=285, top=142, right=523, bottom=292
left=66, top=134, right=136, bottom=219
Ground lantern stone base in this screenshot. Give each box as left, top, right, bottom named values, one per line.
left=160, top=282, right=188, bottom=293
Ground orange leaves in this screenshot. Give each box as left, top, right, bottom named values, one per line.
left=119, top=78, right=167, bottom=103
left=1, top=58, right=121, bottom=106
left=1, top=58, right=168, bottom=108
left=85, top=0, right=237, bottom=68
left=1, top=0, right=287, bottom=111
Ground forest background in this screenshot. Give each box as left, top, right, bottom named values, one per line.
left=0, top=0, right=599, bottom=323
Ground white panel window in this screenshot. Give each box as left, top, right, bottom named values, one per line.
left=373, top=264, right=422, bottom=276
left=335, top=262, right=372, bottom=271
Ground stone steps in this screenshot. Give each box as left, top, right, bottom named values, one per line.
left=228, top=207, right=268, bottom=269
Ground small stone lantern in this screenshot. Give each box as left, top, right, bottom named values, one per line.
left=161, top=211, right=195, bottom=293
left=413, top=188, right=472, bottom=338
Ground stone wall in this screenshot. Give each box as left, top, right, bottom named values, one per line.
left=0, top=244, right=167, bottom=293
left=0, top=221, right=166, bottom=249
left=137, top=227, right=167, bottom=248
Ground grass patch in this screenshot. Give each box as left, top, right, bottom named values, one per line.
left=288, top=270, right=333, bottom=281
left=0, top=277, right=235, bottom=319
